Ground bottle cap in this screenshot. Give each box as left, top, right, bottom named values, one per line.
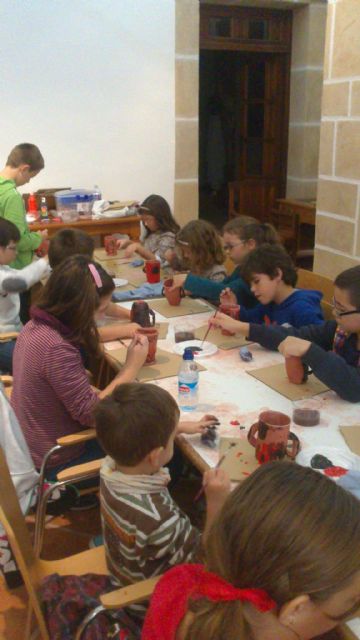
left=183, top=347, right=194, bottom=360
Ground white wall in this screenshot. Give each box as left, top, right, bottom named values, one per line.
left=0, top=0, right=175, bottom=204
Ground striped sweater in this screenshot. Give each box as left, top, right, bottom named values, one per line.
left=11, top=308, right=99, bottom=469
left=100, top=457, right=201, bottom=619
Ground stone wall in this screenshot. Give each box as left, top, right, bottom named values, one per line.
left=314, top=0, right=360, bottom=278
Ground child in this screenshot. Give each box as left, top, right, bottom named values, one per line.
left=143, top=461, right=360, bottom=640
left=95, top=383, right=230, bottom=620
left=0, top=218, right=50, bottom=373
left=48, top=228, right=140, bottom=341
left=172, top=219, right=227, bottom=283
left=230, top=243, right=324, bottom=327
left=117, top=194, right=180, bottom=263
left=11, top=255, right=148, bottom=474
left=210, top=265, right=360, bottom=402
left=0, top=143, right=48, bottom=322
left=169, top=218, right=279, bottom=305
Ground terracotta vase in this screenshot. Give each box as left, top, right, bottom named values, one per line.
left=219, top=303, right=240, bottom=336
left=285, top=356, right=308, bottom=385
left=136, top=327, right=159, bottom=364
left=162, top=277, right=184, bottom=306
left=104, top=235, right=118, bottom=256
left=248, top=410, right=300, bottom=464
left=130, top=301, right=155, bottom=327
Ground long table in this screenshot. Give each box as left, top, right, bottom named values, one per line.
left=102, top=298, right=360, bottom=638
left=29, top=215, right=141, bottom=242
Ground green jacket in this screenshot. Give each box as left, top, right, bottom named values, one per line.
left=0, top=177, right=42, bottom=268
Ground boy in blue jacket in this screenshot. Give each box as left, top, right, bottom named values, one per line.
left=210, top=265, right=360, bottom=403
left=222, top=243, right=324, bottom=328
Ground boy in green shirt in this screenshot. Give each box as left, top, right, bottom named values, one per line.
left=0, top=143, right=47, bottom=269
left=0, top=143, right=47, bottom=322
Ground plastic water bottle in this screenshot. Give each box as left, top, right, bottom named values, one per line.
left=27, top=193, right=37, bottom=213
left=40, top=197, right=49, bottom=221
left=178, top=347, right=199, bottom=411
left=93, top=185, right=102, bottom=200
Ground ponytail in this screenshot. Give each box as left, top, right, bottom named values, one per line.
left=240, top=222, right=279, bottom=246
left=185, top=599, right=251, bottom=640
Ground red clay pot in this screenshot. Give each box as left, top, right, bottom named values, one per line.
left=136, top=327, right=159, bottom=364
left=285, top=356, right=307, bottom=385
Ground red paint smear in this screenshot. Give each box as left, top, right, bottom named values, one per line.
left=236, top=452, right=243, bottom=458
left=324, top=466, right=348, bottom=478
left=242, top=472, right=250, bottom=476
left=230, top=420, right=240, bottom=426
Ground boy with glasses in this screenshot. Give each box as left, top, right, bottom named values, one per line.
left=210, top=265, right=360, bottom=402
left=0, top=219, right=49, bottom=373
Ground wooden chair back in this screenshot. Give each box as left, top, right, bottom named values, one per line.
left=297, top=268, right=334, bottom=321
left=269, top=208, right=300, bottom=259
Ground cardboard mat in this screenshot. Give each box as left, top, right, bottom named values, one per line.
left=149, top=297, right=213, bottom=318
left=194, top=325, right=247, bottom=350
left=94, top=248, right=129, bottom=262
left=339, top=425, right=360, bottom=456
left=248, top=363, right=328, bottom=400
left=154, top=322, right=169, bottom=340
left=107, top=346, right=205, bottom=382
left=219, top=437, right=260, bottom=482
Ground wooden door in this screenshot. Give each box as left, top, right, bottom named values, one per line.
left=233, top=54, right=290, bottom=220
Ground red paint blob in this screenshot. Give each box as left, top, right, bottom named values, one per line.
left=230, top=420, right=240, bottom=426
left=324, top=466, right=348, bottom=478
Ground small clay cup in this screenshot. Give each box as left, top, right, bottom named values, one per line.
left=285, top=356, right=308, bottom=385
left=292, top=408, right=320, bottom=427
left=136, top=327, right=159, bottom=364
left=104, top=235, right=118, bottom=256
left=248, top=410, right=300, bottom=464
left=219, top=303, right=240, bottom=335
left=144, top=259, right=161, bottom=284
left=130, top=300, right=155, bottom=327
left=162, top=277, right=185, bottom=306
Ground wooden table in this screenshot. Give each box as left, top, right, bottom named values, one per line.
left=29, top=215, right=141, bottom=243
left=276, top=198, right=316, bottom=226
left=102, top=300, right=360, bottom=637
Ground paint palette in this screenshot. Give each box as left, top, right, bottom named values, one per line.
left=218, top=437, right=260, bottom=482
left=296, top=446, right=360, bottom=480
left=173, top=340, right=218, bottom=358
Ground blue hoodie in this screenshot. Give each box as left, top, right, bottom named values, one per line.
left=239, top=289, right=324, bottom=328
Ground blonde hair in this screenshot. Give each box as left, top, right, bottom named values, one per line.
left=223, top=218, right=279, bottom=247
left=185, top=462, right=360, bottom=640
left=176, top=220, right=224, bottom=274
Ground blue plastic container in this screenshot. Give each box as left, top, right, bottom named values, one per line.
left=55, top=189, right=96, bottom=221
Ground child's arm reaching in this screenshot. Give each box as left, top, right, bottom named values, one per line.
left=178, top=414, right=219, bottom=435
left=209, top=311, right=250, bottom=337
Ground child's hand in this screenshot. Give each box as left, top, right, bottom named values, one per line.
left=209, top=311, right=245, bottom=335
left=39, top=229, right=48, bottom=238
left=220, top=287, right=237, bottom=306
left=116, top=238, right=131, bottom=250
left=124, top=333, right=148, bottom=372
left=278, top=336, right=311, bottom=358
left=124, top=242, right=139, bottom=258
left=126, top=322, right=141, bottom=338
left=171, top=273, right=187, bottom=289
left=203, top=468, right=231, bottom=506
left=178, top=414, right=219, bottom=435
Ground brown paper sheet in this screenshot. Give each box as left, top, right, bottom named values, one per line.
left=248, top=363, right=328, bottom=400
left=194, top=325, right=247, bottom=350
left=219, top=437, right=260, bottom=482
left=94, top=248, right=129, bottom=262
left=339, top=425, right=360, bottom=456
left=105, top=263, right=146, bottom=286
left=149, top=297, right=213, bottom=318
left=107, top=346, right=206, bottom=382
left=155, top=323, right=169, bottom=340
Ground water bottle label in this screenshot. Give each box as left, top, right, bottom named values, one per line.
left=178, top=381, right=198, bottom=394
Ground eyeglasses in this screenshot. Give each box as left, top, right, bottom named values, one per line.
left=332, top=297, right=360, bottom=317
left=223, top=241, right=245, bottom=251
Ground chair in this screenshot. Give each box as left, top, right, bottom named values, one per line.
left=297, top=268, right=333, bottom=321
left=0, top=443, right=158, bottom=639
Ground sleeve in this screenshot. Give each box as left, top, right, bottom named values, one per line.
left=303, top=344, right=360, bottom=402
left=1, top=259, right=50, bottom=293
left=184, top=272, right=252, bottom=304
left=155, top=233, right=176, bottom=261
left=43, top=342, right=98, bottom=426
left=142, top=502, right=201, bottom=566
left=240, top=303, right=266, bottom=323
left=290, top=300, right=324, bottom=328
left=207, top=267, right=227, bottom=282
left=248, top=321, right=337, bottom=352
left=2, top=191, right=42, bottom=251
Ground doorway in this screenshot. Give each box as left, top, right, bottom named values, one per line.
left=199, top=5, right=292, bottom=228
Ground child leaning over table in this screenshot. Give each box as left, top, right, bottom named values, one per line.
left=210, top=265, right=360, bottom=403
left=94, top=382, right=230, bottom=622
left=221, top=243, right=324, bottom=328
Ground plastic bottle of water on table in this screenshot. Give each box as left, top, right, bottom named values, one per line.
left=178, top=347, right=199, bottom=411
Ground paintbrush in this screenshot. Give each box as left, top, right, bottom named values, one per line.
left=200, top=310, right=218, bottom=348
left=193, top=441, right=236, bottom=503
